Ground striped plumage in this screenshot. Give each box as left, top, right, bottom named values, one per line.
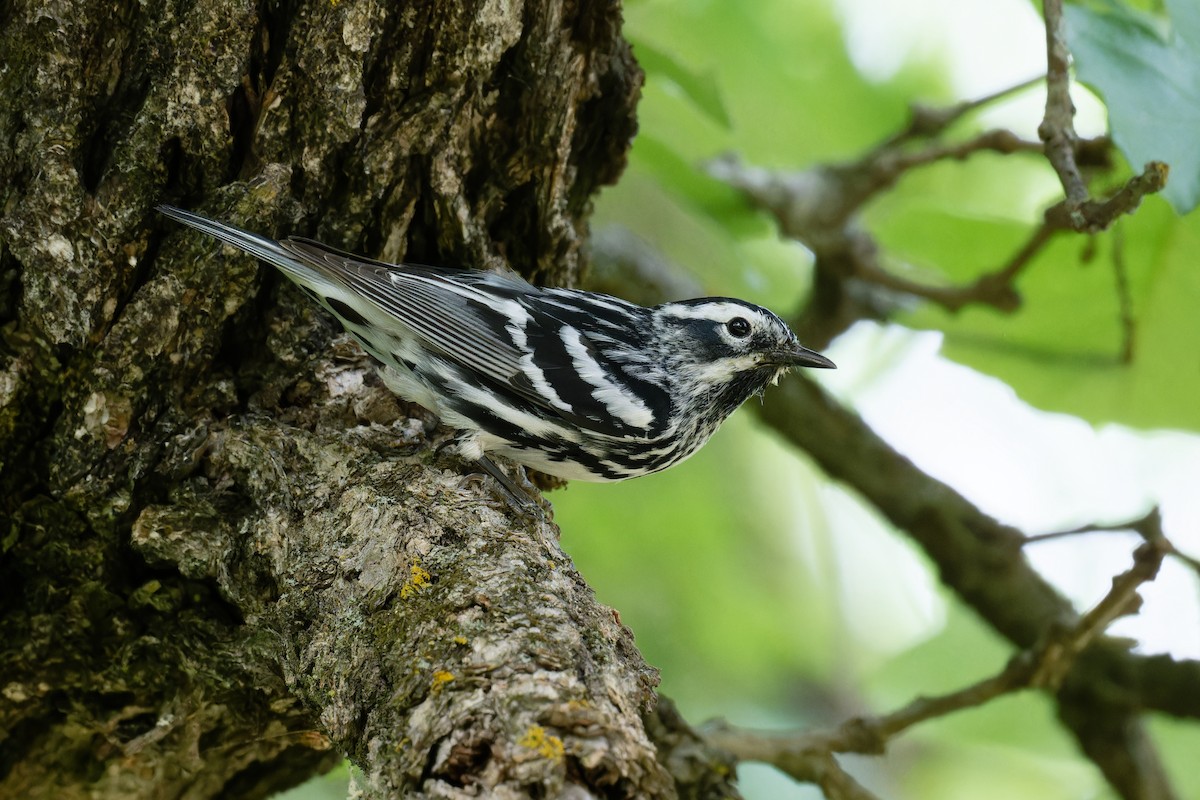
left=158, top=205, right=835, bottom=488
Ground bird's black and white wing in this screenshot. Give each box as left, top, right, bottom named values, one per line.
left=279, top=238, right=673, bottom=439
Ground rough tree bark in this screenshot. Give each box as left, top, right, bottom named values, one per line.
left=0, top=0, right=736, bottom=797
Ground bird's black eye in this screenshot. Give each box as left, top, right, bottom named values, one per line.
left=726, top=317, right=752, bottom=338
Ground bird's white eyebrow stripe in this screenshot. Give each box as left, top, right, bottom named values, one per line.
left=658, top=301, right=757, bottom=321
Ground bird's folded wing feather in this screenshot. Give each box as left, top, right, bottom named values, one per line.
left=277, top=239, right=653, bottom=438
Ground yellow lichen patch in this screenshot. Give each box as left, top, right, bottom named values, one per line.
left=519, top=725, right=565, bottom=761
left=430, top=670, right=455, bottom=692
left=400, top=559, right=432, bottom=599
left=453, top=635, right=468, bottom=646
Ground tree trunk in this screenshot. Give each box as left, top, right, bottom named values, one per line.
left=0, top=0, right=734, bottom=796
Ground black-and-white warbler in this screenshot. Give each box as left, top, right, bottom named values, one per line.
left=158, top=205, right=835, bottom=497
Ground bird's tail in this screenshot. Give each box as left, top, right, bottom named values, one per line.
left=156, top=204, right=327, bottom=286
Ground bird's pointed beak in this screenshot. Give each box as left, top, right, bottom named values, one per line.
left=773, top=343, right=836, bottom=370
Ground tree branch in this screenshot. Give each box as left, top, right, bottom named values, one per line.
left=852, top=219, right=1055, bottom=314
left=1039, top=0, right=1090, bottom=210
left=758, top=378, right=1200, bottom=719
left=705, top=513, right=1176, bottom=800
left=753, top=376, right=1198, bottom=798
left=700, top=724, right=882, bottom=800
left=882, top=76, right=1042, bottom=144
left=709, top=70, right=1165, bottom=349
left=131, top=409, right=678, bottom=797
left=1037, top=0, right=1169, bottom=233
left=1042, top=162, right=1170, bottom=233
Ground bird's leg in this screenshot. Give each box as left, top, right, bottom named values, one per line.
left=433, top=435, right=546, bottom=517
left=475, top=455, right=545, bottom=516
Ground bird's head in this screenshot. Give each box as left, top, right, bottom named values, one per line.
left=653, top=298, right=835, bottom=416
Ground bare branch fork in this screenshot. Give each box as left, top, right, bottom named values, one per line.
left=1026, top=508, right=1200, bottom=579
left=1040, top=0, right=1090, bottom=209
left=1037, top=0, right=1168, bottom=233
left=703, top=514, right=1173, bottom=800
left=753, top=362, right=1200, bottom=799
left=708, top=55, right=1166, bottom=347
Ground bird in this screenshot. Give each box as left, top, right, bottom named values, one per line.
left=157, top=205, right=835, bottom=502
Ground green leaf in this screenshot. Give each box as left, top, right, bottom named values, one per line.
left=1066, top=0, right=1200, bottom=213
left=901, top=199, right=1200, bottom=431
left=629, top=36, right=733, bottom=130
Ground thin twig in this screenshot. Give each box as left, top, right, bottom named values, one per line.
left=855, top=220, right=1056, bottom=313
left=703, top=530, right=1171, bottom=793
left=1023, top=508, right=1162, bottom=546
left=882, top=75, right=1043, bottom=146
left=708, top=83, right=1062, bottom=241
left=1043, top=161, right=1170, bottom=233
left=1166, top=546, right=1200, bottom=581
left=872, top=128, right=1042, bottom=185
left=708, top=87, right=1139, bottom=328
left=700, top=728, right=883, bottom=800
left=1037, top=0, right=1168, bottom=232
left=1039, top=0, right=1089, bottom=212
